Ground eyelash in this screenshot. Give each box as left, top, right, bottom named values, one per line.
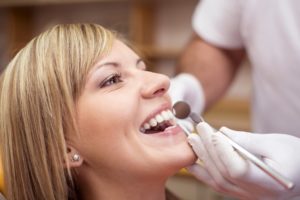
left=99, top=73, right=123, bottom=88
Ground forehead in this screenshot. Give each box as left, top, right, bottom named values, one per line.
left=103, top=40, right=138, bottom=61
left=93, top=40, right=139, bottom=67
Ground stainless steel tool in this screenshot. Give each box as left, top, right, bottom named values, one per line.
left=172, top=101, right=294, bottom=190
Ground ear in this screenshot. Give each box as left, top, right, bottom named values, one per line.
left=64, top=145, right=83, bottom=168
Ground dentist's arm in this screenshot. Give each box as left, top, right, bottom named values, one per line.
left=169, top=35, right=244, bottom=116
left=187, top=123, right=300, bottom=200
left=178, top=34, right=245, bottom=108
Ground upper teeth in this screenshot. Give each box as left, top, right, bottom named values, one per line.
left=141, top=110, right=175, bottom=131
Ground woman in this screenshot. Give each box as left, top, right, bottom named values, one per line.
left=0, top=24, right=196, bottom=200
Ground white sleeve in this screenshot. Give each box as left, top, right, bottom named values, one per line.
left=192, top=0, right=244, bottom=49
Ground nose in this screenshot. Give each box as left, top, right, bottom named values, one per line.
left=141, top=71, right=170, bottom=99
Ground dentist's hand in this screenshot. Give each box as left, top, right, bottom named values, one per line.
left=187, top=123, right=300, bottom=200
left=169, top=73, right=205, bottom=115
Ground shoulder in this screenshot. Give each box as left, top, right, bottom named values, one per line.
left=192, top=0, right=247, bottom=48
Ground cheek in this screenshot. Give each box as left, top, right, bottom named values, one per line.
left=171, top=142, right=197, bottom=167
left=75, top=108, right=129, bottom=168
left=76, top=103, right=125, bottom=148
left=77, top=92, right=136, bottom=135
left=75, top=93, right=140, bottom=163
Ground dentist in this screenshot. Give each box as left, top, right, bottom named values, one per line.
left=169, top=0, right=300, bottom=199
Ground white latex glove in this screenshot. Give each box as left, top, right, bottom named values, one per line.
left=169, top=73, right=205, bottom=115
left=187, top=122, right=300, bottom=200
left=169, top=73, right=205, bottom=132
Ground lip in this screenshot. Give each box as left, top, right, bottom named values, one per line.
left=153, top=124, right=183, bottom=137
left=140, top=124, right=186, bottom=145
left=140, top=102, right=172, bottom=127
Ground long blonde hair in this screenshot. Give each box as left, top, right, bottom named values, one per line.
left=0, top=24, right=115, bottom=200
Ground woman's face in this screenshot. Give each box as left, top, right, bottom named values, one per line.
left=73, top=40, right=196, bottom=180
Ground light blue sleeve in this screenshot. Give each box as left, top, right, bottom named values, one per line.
left=192, top=0, right=244, bottom=49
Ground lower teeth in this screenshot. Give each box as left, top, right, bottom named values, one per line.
left=140, top=121, right=173, bottom=134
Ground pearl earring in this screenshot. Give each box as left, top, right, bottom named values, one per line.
left=72, top=154, right=80, bottom=162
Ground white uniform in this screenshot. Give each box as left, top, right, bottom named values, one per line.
left=192, top=0, right=300, bottom=136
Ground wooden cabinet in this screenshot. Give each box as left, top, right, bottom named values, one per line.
left=0, top=0, right=198, bottom=68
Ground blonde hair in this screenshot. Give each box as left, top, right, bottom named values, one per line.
left=0, top=24, right=115, bottom=200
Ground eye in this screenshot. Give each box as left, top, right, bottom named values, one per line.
left=99, top=73, right=123, bottom=88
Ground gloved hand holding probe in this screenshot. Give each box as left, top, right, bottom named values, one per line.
left=187, top=122, right=300, bottom=200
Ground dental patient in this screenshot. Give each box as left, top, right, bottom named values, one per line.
left=0, top=24, right=196, bottom=200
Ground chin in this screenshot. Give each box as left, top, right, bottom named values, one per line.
left=160, top=142, right=197, bottom=176
left=175, top=143, right=197, bottom=167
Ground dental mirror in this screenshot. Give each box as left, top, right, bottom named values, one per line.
left=172, top=101, right=203, bottom=123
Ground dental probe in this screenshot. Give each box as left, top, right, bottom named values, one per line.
left=172, top=101, right=294, bottom=190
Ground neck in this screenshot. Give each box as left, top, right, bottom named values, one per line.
left=76, top=166, right=168, bottom=200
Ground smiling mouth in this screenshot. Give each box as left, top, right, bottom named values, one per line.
left=140, top=110, right=176, bottom=134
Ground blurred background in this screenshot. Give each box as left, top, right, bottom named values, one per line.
left=0, top=0, right=251, bottom=199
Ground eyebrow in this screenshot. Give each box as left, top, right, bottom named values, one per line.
left=88, top=58, right=145, bottom=80
left=96, top=58, right=144, bottom=69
